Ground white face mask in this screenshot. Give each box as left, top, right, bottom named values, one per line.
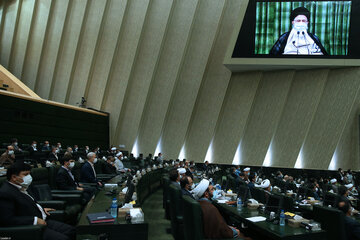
left=293, top=22, right=308, bottom=32
left=46, top=144, right=49, bottom=147
left=8, top=150, right=14, bottom=155
left=33, top=144, right=37, bottom=147
left=14, top=142, right=18, bottom=146
left=69, top=162, right=75, bottom=169
left=20, top=174, right=32, bottom=188
left=58, top=145, right=61, bottom=148
left=55, top=149, right=59, bottom=153
left=93, top=158, right=98, bottom=164
left=270, top=186, right=273, bottom=192
left=191, top=183, right=195, bottom=190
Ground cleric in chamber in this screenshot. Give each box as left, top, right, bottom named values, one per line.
left=269, top=7, right=328, bottom=56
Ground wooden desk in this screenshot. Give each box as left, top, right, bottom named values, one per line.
left=77, top=176, right=148, bottom=240
left=214, top=202, right=326, bottom=240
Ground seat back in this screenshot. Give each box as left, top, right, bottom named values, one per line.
left=313, top=205, right=347, bottom=240
left=169, top=184, right=183, bottom=239
left=323, top=192, right=339, bottom=207
left=48, top=165, right=61, bottom=189
left=30, top=184, right=53, bottom=201
left=252, top=187, right=266, bottom=204
left=31, top=168, right=49, bottom=185
left=169, top=184, right=183, bottom=219
left=182, top=195, right=203, bottom=240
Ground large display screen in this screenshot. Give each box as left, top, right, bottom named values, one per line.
left=232, top=0, right=360, bottom=58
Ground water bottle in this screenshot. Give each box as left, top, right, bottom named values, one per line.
left=279, top=210, right=285, bottom=226
left=237, top=197, right=242, bottom=211
left=110, top=198, right=118, bottom=218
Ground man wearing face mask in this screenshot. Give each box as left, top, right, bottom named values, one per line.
left=42, top=140, right=51, bottom=151
left=195, top=179, right=246, bottom=239
left=0, top=163, right=75, bottom=240
left=10, top=138, right=22, bottom=152
left=270, top=7, right=327, bottom=55
left=28, top=141, right=38, bottom=156
left=180, top=176, right=195, bottom=200
left=80, top=152, right=102, bottom=186
left=0, top=145, right=15, bottom=169
left=48, top=146, right=59, bottom=166
left=57, top=156, right=95, bottom=203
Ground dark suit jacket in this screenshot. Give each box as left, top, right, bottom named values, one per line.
left=42, top=146, right=51, bottom=151
left=48, top=152, right=59, bottom=162
left=56, top=167, right=78, bottom=190
left=181, top=188, right=195, bottom=200
left=28, top=147, right=38, bottom=155
left=0, top=181, right=43, bottom=226
left=80, top=161, right=98, bottom=183
left=103, top=162, right=116, bottom=174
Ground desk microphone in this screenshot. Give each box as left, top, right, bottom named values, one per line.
left=302, top=31, right=310, bottom=54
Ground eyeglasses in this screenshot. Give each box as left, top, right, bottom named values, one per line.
left=294, top=19, right=308, bottom=23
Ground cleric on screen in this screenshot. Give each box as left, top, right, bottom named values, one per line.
left=269, top=7, right=328, bottom=56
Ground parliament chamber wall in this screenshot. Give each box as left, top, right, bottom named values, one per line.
left=0, top=0, right=359, bottom=169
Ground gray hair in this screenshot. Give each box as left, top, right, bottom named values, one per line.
left=87, top=152, right=96, bottom=160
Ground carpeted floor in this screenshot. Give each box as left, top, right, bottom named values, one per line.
left=142, top=189, right=173, bottom=240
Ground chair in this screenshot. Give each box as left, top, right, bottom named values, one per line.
left=162, top=176, right=171, bottom=219
left=251, top=187, right=266, bottom=204
left=168, top=184, right=184, bottom=240
left=323, top=192, right=340, bottom=207
left=182, top=195, right=204, bottom=240
left=0, top=225, right=45, bottom=240
left=30, top=184, right=82, bottom=224
left=182, top=196, right=237, bottom=240
left=313, top=205, right=347, bottom=240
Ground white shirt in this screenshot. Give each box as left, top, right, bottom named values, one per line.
left=8, top=181, right=47, bottom=225
left=88, top=161, right=96, bottom=178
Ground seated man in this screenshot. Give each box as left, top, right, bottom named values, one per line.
left=0, top=163, right=75, bottom=240
left=42, top=141, right=51, bottom=151
left=169, top=169, right=181, bottom=189
left=338, top=201, right=360, bottom=240
left=180, top=175, right=195, bottom=200
left=80, top=152, right=102, bottom=186
left=28, top=141, right=38, bottom=156
left=260, top=179, right=272, bottom=203
left=0, top=145, right=15, bottom=169
left=57, top=156, right=95, bottom=203
left=103, top=156, right=117, bottom=174
left=47, top=147, right=59, bottom=167
left=10, top=138, right=22, bottom=152
left=194, top=179, right=247, bottom=239
left=114, top=152, right=126, bottom=173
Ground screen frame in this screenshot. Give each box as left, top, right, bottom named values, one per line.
left=224, top=0, right=360, bottom=72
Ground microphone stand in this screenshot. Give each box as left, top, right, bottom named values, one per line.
left=302, top=31, right=310, bottom=55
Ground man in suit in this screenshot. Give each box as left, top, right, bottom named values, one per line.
left=28, top=141, right=38, bottom=156
left=42, top=141, right=51, bottom=151
left=10, top=138, right=22, bottom=152
left=0, top=162, right=75, bottom=240
left=57, top=155, right=95, bottom=203
left=169, top=168, right=180, bottom=189
left=80, top=152, right=102, bottom=186
left=338, top=201, right=360, bottom=239
left=103, top=156, right=116, bottom=174
left=0, top=145, right=15, bottom=169
left=180, top=176, right=195, bottom=200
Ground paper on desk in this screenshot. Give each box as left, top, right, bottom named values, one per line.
left=217, top=200, right=228, bottom=203
left=246, top=216, right=267, bottom=222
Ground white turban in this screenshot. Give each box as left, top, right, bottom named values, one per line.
left=116, top=152, right=123, bottom=157
left=243, top=167, right=250, bottom=172
left=194, top=179, right=210, bottom=198
left=177, top=168, right=186, bottom=174
left=260, top=179, right=270, bottom=189
left=111, top=147, right=116, bottom=151
left=330, top=179, right=337, bottom=184
left=345, top=184, right=353, bottom=189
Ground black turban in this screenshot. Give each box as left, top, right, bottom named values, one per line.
left=290, top=7, right=310, bottom=22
